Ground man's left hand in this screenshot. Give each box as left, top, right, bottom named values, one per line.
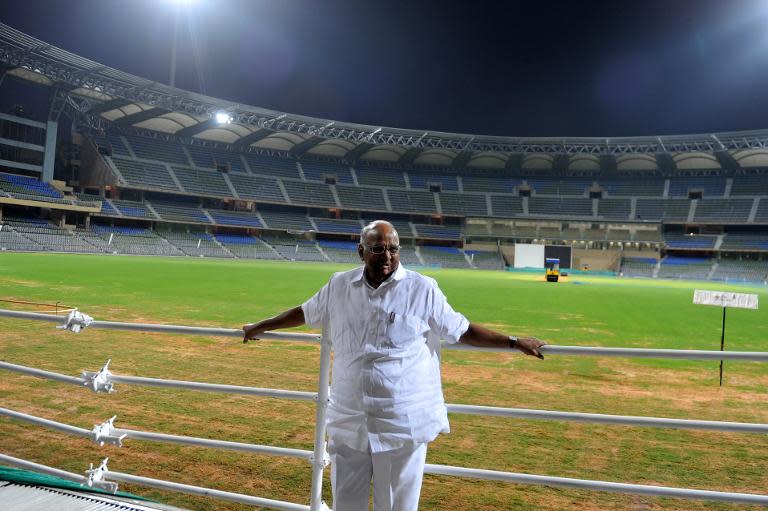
left=515, top=337, right=546, bottom=359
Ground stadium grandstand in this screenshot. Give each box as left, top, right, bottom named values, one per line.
left=0, top=20, right=767, bottom=284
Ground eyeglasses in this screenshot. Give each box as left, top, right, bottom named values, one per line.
left=364, top=244, right=400, bottom=255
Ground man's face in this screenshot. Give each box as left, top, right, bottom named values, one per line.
left=358, top=226, right=400, bottom=282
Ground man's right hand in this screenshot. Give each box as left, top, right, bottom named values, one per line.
left=242, top=322, right=267, bottom=343
left=241, top=307, right=307, bottom=344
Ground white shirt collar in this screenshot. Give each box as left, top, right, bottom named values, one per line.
left=355, top=263, right=406, bottom=288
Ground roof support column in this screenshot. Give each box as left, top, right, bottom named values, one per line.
left=42, top=120, right=57, bottom=183
left=42, top=86, right=70, bottom=182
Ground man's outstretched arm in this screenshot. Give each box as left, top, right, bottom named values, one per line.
left=243, top=306, right=305, bottom=343
left=459, top=323, right=545, bottom=359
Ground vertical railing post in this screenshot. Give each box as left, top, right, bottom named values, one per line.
left=309, top=335, right=332, bottom=511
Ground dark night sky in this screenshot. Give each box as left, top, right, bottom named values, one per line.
left=2, top=0, right=768, bottom=138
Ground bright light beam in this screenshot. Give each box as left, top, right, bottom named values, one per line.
left=215, top=112, right=232, bottom=124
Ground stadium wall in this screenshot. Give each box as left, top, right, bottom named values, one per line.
left=500, top=244, right=515, bottom=265
left=77, top=135, right=119, bottom=190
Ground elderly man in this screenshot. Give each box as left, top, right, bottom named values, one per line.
left=243, top=220, right=544, bottom=511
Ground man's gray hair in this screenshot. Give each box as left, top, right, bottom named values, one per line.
left=360, top=220, right=398, bottom=244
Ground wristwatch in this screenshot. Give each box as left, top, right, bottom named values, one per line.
left=508, top=335, right=518, bottom=349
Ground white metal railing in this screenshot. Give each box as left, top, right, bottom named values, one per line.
left=0, top=407, right=313, bottom=458
left=1, top=307, right=768, bottom=508
left=3, top=308, right=768, bottom=361
left=0, top=308, right=332, bottom=511
left=4, top=361, right=768, bottom=436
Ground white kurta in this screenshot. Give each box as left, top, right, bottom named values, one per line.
left=302, top=264, right=469, bottom=453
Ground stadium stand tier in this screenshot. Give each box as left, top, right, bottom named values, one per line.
left=620, top=257, right=658, bottom=278
left=245, top=153, right=300, bottom=179
left=355, top=165, right=405, bottom=188
left=91, top=224, right=186, bottom=256
left=3, top=124, right=768, bottom=281
left=311, top=217, right=364, bottom=235
left=205, top=208, right=263, bottom=228
left=694, top=199, right=753, bottom=222
left=668, top=177, right=726, bottom=197
left=600, top=178, right=665, bottom=197
left=719, top=232, right=768, bottom=251
left=227, top=173, right=286, bottom=202
left=109, top=157, right=178, bottom=191
left=319, top=240, right=361, bottom=264
left=663, top=232, right=718, bottom=250
left=711, top=258, right=768, bottom=282
left=462, top=176, right=518, bottom=193
left=158, top=230, right=233, bottom=257
left=300, top=160, right=354, bottom=184
left=657, top=256, right=713, bottom=280
left=186, top=144, right=247, bottom=173
left=335, top=185, right=387, bottom=211
left=730, top=175, right=768, bottom=196
left=419, top=245, right=471, bottom=268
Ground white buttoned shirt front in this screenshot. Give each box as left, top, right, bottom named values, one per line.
left=302, top=264, right=469, bottom=453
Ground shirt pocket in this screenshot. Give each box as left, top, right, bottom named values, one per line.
left=384, top=313, right=429, bottom=349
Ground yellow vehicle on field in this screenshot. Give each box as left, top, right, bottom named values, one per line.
left=545, top=258, right=560, bottom=282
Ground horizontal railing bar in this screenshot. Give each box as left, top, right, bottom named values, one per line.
left=6, top=393, right=766, bottom=451
left=0, top=452, right=309, bottom=510
left=0, top=452, right=88, bottom=485
left=0, top=360, right=86, bottom=386
left=447, top=404, right=768, bottom=433
left=448, top=343, right=768, bottom=360
left=90, top=321, right=318, bottom=342
left=3, top=308, right=767, bottom=361
left=0, top=309, right=319, bottom=342
left=424, top=464, right=768, bottom=506
left=0, top=406, right=313, bottom=459
left=0, top=359, right=317, bottom=400
left=81, top=372, right=318, bottom=400
left=114, top=429, right=313, bottom=459
left=6, top=356, right=768, bottom=435
left=539, top=345, right=768, bottom=361
left=4, top=358, right=768, bottom=435
left=0, top=309, right=66, bottom=323
left=106, top=470, right=310, bottom=511
left=0, top=407, right=92, bottom=438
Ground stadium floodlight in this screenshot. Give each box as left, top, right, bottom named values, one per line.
left=215, top=112, right=232, bottom=124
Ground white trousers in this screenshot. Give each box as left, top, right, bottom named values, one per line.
left=329, top=442, right=428, bottom=511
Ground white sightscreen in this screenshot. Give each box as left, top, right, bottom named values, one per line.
left=514, top=243, right=545, bottom=268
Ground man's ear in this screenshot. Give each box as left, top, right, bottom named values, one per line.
left=358, top=244, right=365, bottom=260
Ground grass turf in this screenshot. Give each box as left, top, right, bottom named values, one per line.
left=1, top=252, right=767, bottom=510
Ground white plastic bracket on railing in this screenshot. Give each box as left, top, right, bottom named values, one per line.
left=90, top=415, right=126, bottom=447
left=56, top=309, right=93, bottom=333
left=309, top=443, right=330, bottom=469
left=313, top=387, right=331, bottom=405
left=82, top=359, right=115, bottom=393
left=86, top=457, right=118, bottom=493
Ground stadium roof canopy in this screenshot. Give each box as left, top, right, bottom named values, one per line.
left=2, top=22, right=768, bottom=172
